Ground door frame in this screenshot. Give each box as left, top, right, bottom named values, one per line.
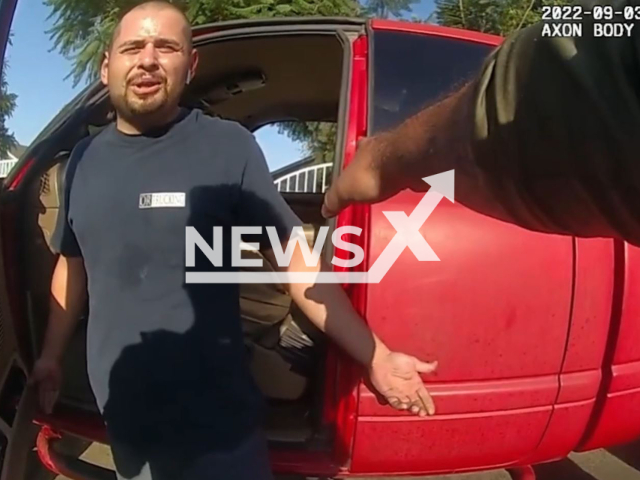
left=323, top=29, right=370, bottom=473
left=0, top=0, right=17, bottom=76
left=0, top=3, right=45, bottom=475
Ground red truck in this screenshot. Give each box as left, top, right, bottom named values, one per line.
left=0, top=13, right=638, bottom=480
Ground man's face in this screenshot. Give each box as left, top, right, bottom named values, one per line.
left=101, top=7, right=196, bottom=119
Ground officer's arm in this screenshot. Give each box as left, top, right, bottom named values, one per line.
left=324, top=0, right=640, bottom=245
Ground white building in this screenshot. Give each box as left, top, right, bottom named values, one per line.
left=272, top=156, right=333, bottom=194
left=0, top=147, right=326, bottom=186
left=0, top=144, right=25, bottom=178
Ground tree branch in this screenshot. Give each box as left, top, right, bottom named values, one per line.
left=516, top=0, right=536, bottom=31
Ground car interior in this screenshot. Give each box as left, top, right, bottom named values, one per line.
left=21, top=31, right=349, bottom=450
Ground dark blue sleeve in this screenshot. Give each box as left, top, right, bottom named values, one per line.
left=50, top=138, right=91, bottom=257
left=237, top=132, right=303, bottom=245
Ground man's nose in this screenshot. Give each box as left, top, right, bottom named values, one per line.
left=139, top=43, right=159, bottom=69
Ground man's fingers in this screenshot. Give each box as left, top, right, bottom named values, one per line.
left=387, top=396, right=401, bottom=409
left=45, top=388, right=59, bottom=414
left=27, top=368, right=44, bottom=387
left=388, top=390, right=435, bottom=417
left=414, top=359, right=438, bottom=374
left=39, top=387, right=51, bottom=414
left=387, top=395, right=412, bottom=410
left=45, top=392, right=53, bottom=414
left=398, top=395, right=412, bottom=410
left=417, top=387, right=436, bottom=416
left=37, top=377, right=59, bottom=414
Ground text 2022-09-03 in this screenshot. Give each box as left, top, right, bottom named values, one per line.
left=542, top=4, right=636, bottom=37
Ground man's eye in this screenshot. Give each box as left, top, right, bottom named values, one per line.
left=122, top=47, right=140, bottom=54
left=158, top=45, right=179, bottom=52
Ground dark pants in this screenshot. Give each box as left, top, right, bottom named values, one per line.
left=113, top=429, right=274, bottom=480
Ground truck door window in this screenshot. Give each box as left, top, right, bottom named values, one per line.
left=370, top=30, right=494, bottom=134
left=256, top=121, right=336, bottom=194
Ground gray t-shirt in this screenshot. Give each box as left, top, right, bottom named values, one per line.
left=52, top=108, right=302, bottom=461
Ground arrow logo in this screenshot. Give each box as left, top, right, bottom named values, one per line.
left=367, top=170, right=454, bottom=282
left=185, top=170, right=455, bottom=284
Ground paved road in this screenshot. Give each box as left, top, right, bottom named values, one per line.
left=35, top=438, right=640, bottom=480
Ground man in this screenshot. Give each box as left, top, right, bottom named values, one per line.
left=28, top=2, right=437, bottom=479
left=323, top=0, right=640, bottom=248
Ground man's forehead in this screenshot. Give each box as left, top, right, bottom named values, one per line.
left=138, top=17, right=161, bottom=36
left=116, top=8, right=187, bottom=43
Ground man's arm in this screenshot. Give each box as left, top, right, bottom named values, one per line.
left=40, top=255, right=88, bottom=362
left=30, top=138, right=90, bottom=412
left=262, top=245, right=438, bottom=417
left=30, top=255, right=87, bottom=413
left=323, top=0, right=640, bottom=245
left=235, top=125, right=438, bottom=416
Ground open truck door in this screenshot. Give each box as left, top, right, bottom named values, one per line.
left=347, top=22, right=576, bottom=477
left=0, top=0, right=17, bottom=74
left=0, top=1, right=44, bottom=479
left=0, top=281, right=37, bottom=480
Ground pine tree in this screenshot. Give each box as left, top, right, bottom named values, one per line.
left=435, top=0, right=572, bottom=36
left=0, top=53, right=17, bottom=159
left=361, top=0, right=418, bottom=19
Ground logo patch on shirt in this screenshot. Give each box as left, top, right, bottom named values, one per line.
left=139, top=192, right=186, bottom=209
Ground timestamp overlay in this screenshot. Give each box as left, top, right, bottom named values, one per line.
left=541, top=4, right=637, bottom=37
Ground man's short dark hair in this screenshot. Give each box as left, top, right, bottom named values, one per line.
left=108, top=1, right=193, bottom=53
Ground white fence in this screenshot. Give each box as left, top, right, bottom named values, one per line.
left=0, top=157, right=333, bottom=189
left=0, top=159, right=18, bottom=178
left=274, top=163, right=333, bottom=193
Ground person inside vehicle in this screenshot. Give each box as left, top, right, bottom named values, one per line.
left=28, top=2, right=437, bottom=479
left=322, top=0, right=640, bottom=248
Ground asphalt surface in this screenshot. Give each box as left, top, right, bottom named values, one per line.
left=39, top=438, right=640, bottom=480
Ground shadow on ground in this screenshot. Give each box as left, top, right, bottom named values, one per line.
left=39, top=439, right=640, bottom=480
left=534, top=459, right=599, bottom=480
left=607, top=438, right=640, bottom=472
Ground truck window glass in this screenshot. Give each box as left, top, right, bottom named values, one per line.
left=370, top=30, right=494, bottom=134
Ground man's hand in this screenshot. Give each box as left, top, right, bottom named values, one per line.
left=274, top=245, right=439, bottom=418
left=322, top=136, right=409, bottom=219
left=28, top=356, right=63, bottom=414
left=368, top=351, right=438, bottom=417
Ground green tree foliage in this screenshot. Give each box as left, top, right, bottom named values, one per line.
left=361, top=0, right=417, bottom=19
left=45, top=0, right=361, bottom=88
left=0, top=59, right=18, bottom=159
left=435, top=0, right=572, bottom=36
left=277, top=121, right=337, bottom=164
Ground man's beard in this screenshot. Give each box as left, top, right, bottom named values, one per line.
left=122, top=82, right=170, bottom=116
left=111, top=78, right=177, bottom=120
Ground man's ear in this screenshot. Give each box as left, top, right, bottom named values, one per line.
left=100, top=51, right=109, bottom=86
left=187, top=49, right=199, bottom=84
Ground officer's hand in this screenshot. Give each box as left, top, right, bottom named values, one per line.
left=322, top=136, right=407, bottom=219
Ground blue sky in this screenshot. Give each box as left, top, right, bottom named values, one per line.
left=5, top=0, right=435, bottom=171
